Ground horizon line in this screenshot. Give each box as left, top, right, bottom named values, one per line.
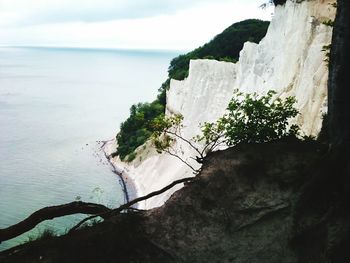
left=0, top=45, right=187, bottom=54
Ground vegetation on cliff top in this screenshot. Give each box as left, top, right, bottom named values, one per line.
left=167, top=19, right=270, bottom=81
left=116, top=19, right=270, bottom=161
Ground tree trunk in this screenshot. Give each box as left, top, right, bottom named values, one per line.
left=0, top=202, right=111, bottom=243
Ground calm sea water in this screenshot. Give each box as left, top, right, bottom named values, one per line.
left=0, top=47, right=178, bottom=250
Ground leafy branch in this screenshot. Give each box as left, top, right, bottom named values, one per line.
left=150, top=90, right=300, bottom=173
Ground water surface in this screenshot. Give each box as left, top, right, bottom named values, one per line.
left=0, top=47, right=178, bottom=250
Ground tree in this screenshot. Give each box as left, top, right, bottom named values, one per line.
left=212, top=90, right=299, bottom=145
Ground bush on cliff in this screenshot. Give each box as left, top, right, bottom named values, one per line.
left=199, top=90, right=299, bottom=146
left=150, top=90, right=299, bottom=172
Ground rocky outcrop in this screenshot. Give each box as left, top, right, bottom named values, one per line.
left=144, top=140, right=326, bottom=262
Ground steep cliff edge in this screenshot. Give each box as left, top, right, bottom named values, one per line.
left=108, top=0, right=336, bottom=209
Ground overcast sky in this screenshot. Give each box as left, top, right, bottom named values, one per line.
left=0, top=0, right=274, bottom=51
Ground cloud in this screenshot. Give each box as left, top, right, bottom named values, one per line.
left=0, top=0, right=238, bottom=26
left=0, top=0, right=273, bottom=50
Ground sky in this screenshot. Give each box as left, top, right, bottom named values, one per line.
left=0, top=0, right=274, bottom=51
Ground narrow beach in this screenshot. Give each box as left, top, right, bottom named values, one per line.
left=99, top=140, right=138, bottom=206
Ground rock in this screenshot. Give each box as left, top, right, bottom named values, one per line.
left=144, top=140, right=326, bottom=262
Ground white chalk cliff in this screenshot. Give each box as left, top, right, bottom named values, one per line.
left=106, top=0, right=336, bottom=209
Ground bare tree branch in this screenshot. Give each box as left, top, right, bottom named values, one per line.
left=0, top=176, right=196, bottom=243
left=0, top=202, right=111, bottom=243
left=166, top=130, right=203, bottom=158
left=112, top=176, right=195, bottom=215
left=70, top=176, right=195, bottom=232
left=164, top=150, right=199, bottom=173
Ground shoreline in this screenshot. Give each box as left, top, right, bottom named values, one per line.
left=99, top=140, right=138, bottom=207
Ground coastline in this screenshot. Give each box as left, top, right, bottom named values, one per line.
left=100, top=138, right=192, bottom=210
left=99, top=140, right=138, bottom=207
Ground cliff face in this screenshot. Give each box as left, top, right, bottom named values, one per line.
left=168, top=0, right=335, bottom=137
left=108, top=0, right=336, bottom=209
left=234, top=0, right=334, bottom=135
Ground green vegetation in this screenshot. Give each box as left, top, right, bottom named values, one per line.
left=116, top=101, right=164, bottom=161
left=322, top=19, right=335, bottom=27
left=150, top=114, right=184, bottom=155
left=167, top=19, right=270, bottom=81
left=199, top=90, right=299, bottom=146
left=151, top=90, right=299, bottom=172
left=116, top=19, right=270, bottom=161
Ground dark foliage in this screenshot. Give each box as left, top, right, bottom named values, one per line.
left=116, top=101, right=164, bottom=161
left=167, top=19, right=270, bottom=81
left=260, top=0, right=287, bottom=8
left=273, top=0, right=287, bottom=6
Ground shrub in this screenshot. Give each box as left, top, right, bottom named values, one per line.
left=151, top=90, right=300, bottom=173
left=200, top=90, right=299, bottom=146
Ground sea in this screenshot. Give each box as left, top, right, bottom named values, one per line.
left=0, top=46, right=179, bottom=251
